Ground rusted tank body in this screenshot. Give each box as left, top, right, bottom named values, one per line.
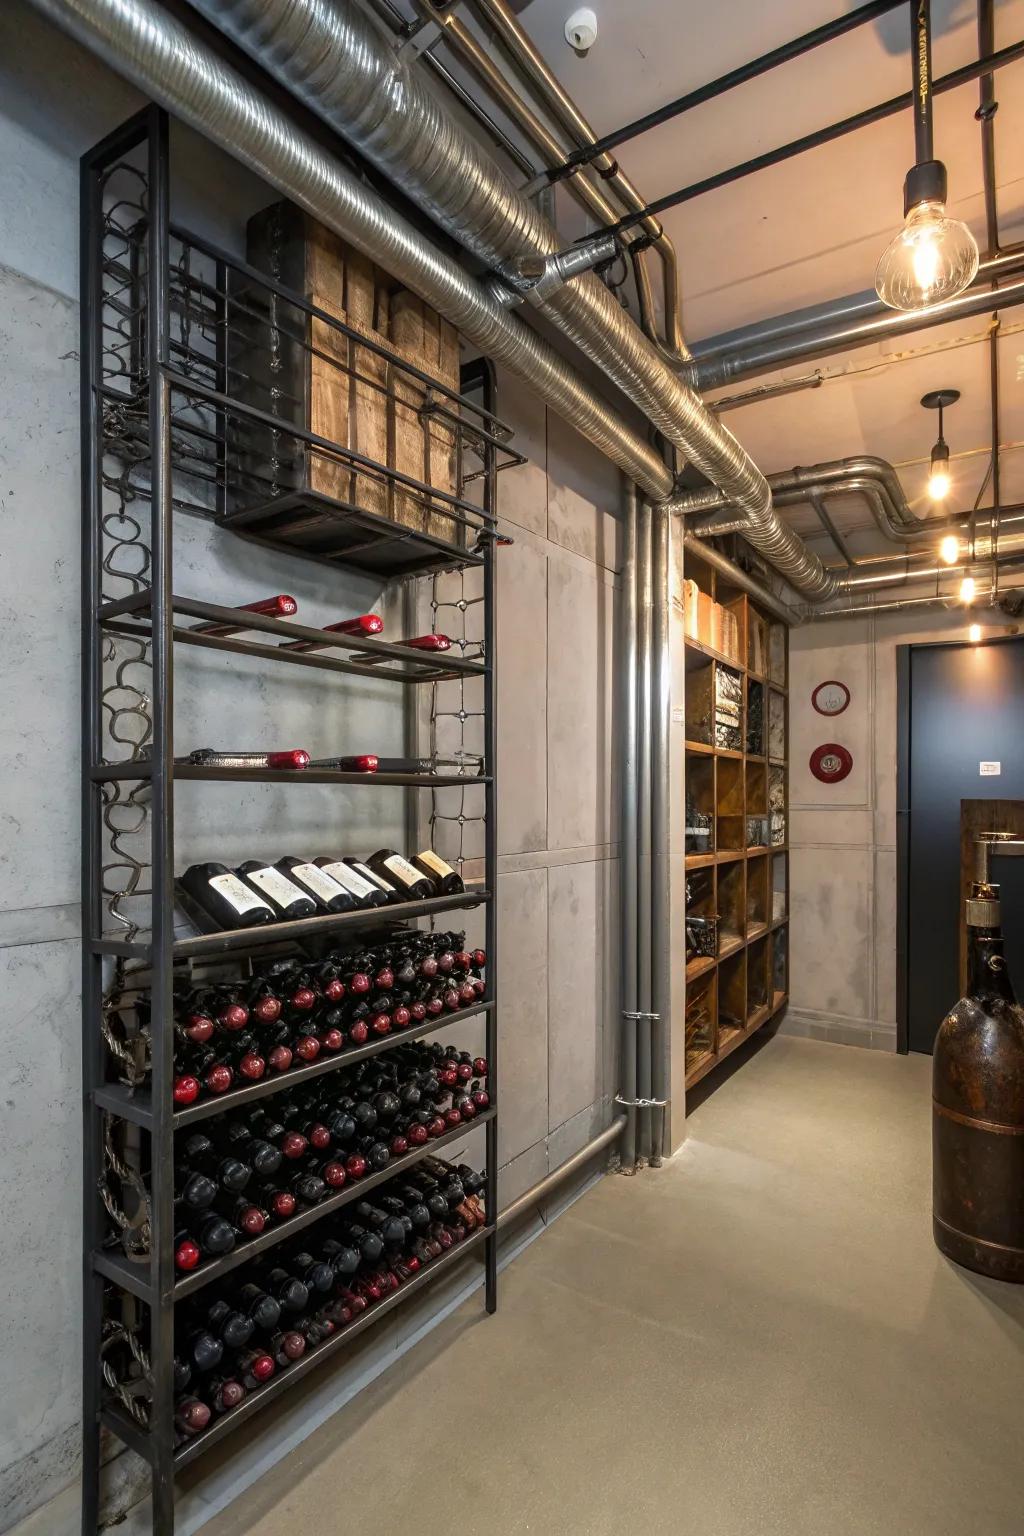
left=933, top=881, right=1024, bottom=1282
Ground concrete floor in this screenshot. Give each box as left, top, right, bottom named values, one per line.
left=200, top=1035, right=1024, bottom=1536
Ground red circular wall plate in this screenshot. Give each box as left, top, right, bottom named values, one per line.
left=810, top=742, right=853, bottom=783
left=811, top=679, right=850, bottom=716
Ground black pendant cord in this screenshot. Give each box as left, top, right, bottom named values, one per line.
left=913, top=0, right=934, bottom=167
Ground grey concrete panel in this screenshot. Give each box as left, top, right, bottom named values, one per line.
left=546, top=554, right=616, bottom=852
left=547, top=860, right=604, bottom=1129
left=495, top=867, right=549, bottom=1162
left=496, top=537, right=547, bottom=855
left=790, top=845, right=873, bottom=1020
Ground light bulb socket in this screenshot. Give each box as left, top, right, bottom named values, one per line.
left=930, top=439, right=949, bottom=474
left=903, top=160, right=947, bottom=216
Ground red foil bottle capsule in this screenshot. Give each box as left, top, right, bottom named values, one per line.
left=345, top=1153, right=368, bottom=1180
left=267, top=750, right=311, bottom=771
left=437, top=951, right=455, bottom=974
left=472, top=1057, right=488, bottom=1077
left=237, top=1204, right=266, bottom=1236
left=268, top=1045, right=293, bottom=1073
left=291, top=987, right=317, bottom=1012
left=407, top=1123, right=429, bottom=1146
left=271, top=1192, right=296, bottom=1219
left=350, top=972, right=371, bottom=994
left=175, top=1238, right=201, bottom=1272
left=322, top=1161, right=347, bottom=1189
left=308, top=1124, right=331, bottom=1150
left=218, top=1002, right=249, bottom=1031
left=281, top=1132, right=308, bottom=1160
left=371, top=1013, right=392, bottom=1037
left=472, top=948, right=487, bottom=968
left=348, top=1020, right=369, bottom=1045
left=174, top=1075, right=201, bottom=1106
left=339, top=755, right=379, bottom=773
left=454, top=951, right=472, bottom=972
left=184, top=1014, right=215, bottom=1044
left=443, top=989, right=461, bottom=1012
left=472, top=1087, right=490, bottom=1109
left=445, top=1108, right=462, bottom=1129
left=205, top=1063, right=233, bottom=1094
left=410, top=1001, right=427, bottom=1022
left=253, top=995, right=282, bottom=1023
left=427, top=1115, right=446, bottom=1138
left=375, top=967, right=394, bottom=990
left=328, top=613, right=383, bottom=637
left=323, top=978, right=345, bottom=1002
left=319, top=1028, right=345, bottom=1053
left=420, top=955, right=438, bottom=979
left=238, top=1052, right=265, bottom=1081
left=393, top=1006, right=411, bottom=1029
left=472, top=978, right=486, bottom=998
left=175, top=1397, right=211, bottom=1435
left=440, top=1066, right=458, bottom=1088
left=294, top=1036, right=320, bottom=1062
left=427, top=997, right=444, bottom=1017
left=404, top=633, right=451, bottom=652
left=459, top=983, right=476, bottom=1006
left=391, top=1134, right=409, bottom=1156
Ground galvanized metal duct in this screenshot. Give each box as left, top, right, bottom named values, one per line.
left=187, top=0, right=836, bottom=601
left=29, top=0, right=673, bottom=503
left=689, top=249, right=1024, bottom=389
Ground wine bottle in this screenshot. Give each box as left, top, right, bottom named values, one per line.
left=364, top=849, right=436, bottom=901
left=179, top=862, right=276, bottom=930
left=237, top=1283, right=281, bottom=1331
left=307, top=855, right=385, bottom=909
left=207, top=1376, right=246, bottom=1413
left=280, top=612, right=383, bottom=654
left=180, top=1133, right=251, bottom=1195
left=275, top=857, right=356, bottom=914
left=175, top=1397, right=212, bottom=1435
left=412, top=849, right=465, bottom=895
left=236, top=862, right=317, bottom=921
left=342, top=857, right=401, bottom=906
left=206, top=1300, right=254, bottom=1351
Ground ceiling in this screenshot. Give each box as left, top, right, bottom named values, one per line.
left=420, top=0, right=1024, bottom=564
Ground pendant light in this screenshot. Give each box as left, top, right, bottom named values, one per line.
left=921, top=388, right=959, bottom=501
left=875, top=1, right=979, bottom=311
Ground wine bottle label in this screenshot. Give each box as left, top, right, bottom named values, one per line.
left=290, top=863, right=349, bottom=904
left=383, top=853, right=428, bottom=889
left=245, top=867, right=307, bottom=908
left=415, top=849, right=456, bottom=880
left=321, top=861, right=377, bottom=899
left=209, top=873, right=272, bottom=916
left=351, top=861, right=396, bottom=894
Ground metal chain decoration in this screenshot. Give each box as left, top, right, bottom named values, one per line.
left=428, top=562, right=486, bottom=878
left=101, top=1321, right=153, bottom=1428
left=101, top=1114, right=152, bottom=1259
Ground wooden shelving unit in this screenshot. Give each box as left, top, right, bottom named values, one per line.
left=683, top=549, right=790, bottom=1090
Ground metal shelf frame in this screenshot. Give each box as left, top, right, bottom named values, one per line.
left=81, top=108, right=502, bottom=1536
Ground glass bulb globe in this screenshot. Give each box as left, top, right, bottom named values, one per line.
left=960, top=576, right=976, bottom=604
left=927, top=469, right=951, bottom=501
left=968, top=623, right=982, bottom=644
left=874, top=200, right=979, bottom=311
left=939, top=534, right=960, bottom=564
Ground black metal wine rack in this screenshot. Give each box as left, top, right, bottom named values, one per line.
left=81, top=108, right=516, bottom=1535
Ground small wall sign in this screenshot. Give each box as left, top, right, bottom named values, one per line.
left=810, top=742, right=853, bottom=784
left=811, top=680, right=850, bottom=716
left=980, top=761, right=1002, bottom=776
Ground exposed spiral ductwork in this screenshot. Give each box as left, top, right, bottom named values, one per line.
left=183, top=0, right=835, bottom=600
left=28, top=0, right=673, bottom=503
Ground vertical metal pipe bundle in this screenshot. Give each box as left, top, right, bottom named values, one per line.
left=619, top=487, right=640, bottom=1174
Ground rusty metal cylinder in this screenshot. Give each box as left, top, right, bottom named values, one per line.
left=932, top=881, right=1024, bottom=1282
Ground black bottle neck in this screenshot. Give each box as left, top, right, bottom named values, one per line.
left=967, top=926, right=1018, bottom=1006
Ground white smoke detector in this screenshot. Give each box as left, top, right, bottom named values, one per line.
left=565, top=7, right=598, bottom=51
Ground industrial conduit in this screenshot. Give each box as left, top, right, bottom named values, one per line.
left=186, top=0, right=836, bottom=602
left=29, top=0, right=672, bottom=503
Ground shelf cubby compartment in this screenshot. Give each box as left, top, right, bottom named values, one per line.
left=769, top=764, right=787, bottom=847
left=768, top=622, right=787, bottom=687
left=768, top=687, right=787, bottom=762
left=772, top=853, right=788, bottom=924
left=717, top=858, right=746, bottom=955
left=718, top=949, right=747, bottom=1045
left=685, top=864, right=718, bottom=979
left=685, top=968, right=717, bottom=1076
left=685, top=749, right=716, bottom=859
left=713, top=664, right=744, bottom=753
left=684, top=650, right=714, bottom=745
left=747, top=936, right=770, bottom=1021
left=746, top=854, right=769, bottom=937
left=747, top=606, right=768, bottom=677
left=772, top=927, right=788, bottom=1005
left=746, top=676, right=765, bottom=756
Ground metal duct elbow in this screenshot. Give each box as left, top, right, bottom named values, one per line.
left=186, top=0, right=835, bottom=601
left=26, top=0, right=672, bottom=502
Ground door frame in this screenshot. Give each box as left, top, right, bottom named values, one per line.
left=896, top=632, right=1024, bottom=1054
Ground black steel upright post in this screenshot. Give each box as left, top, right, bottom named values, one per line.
left=481, top=367, right=499, bottom=1316
left=145, top=107, right=177, bottom=1536
left=79, top=125, right=107, bottom=1536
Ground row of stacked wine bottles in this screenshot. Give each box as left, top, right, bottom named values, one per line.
left=172, top=1155, right=486, bottom=1441
left=168, top=930, right=485, bottom=1107
left=174, top=1039, right=490, bottom=1274
left=180, top=847, right=465, bottom=932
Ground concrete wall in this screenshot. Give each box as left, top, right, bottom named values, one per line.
left=0, top=5, right=622, bottom=1531
left=784, top=604, right=978, bottom=1052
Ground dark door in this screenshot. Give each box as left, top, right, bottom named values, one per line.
left=903, top=636, right=1024, bottom=1053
